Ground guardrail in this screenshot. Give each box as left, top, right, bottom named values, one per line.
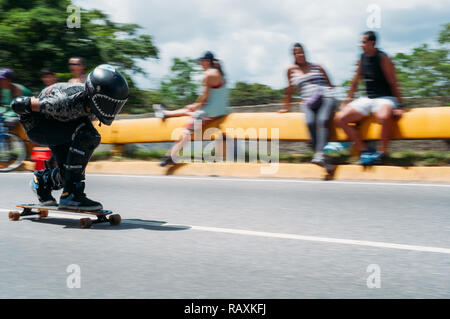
left=12, top=107, right=450, bottom=155
left=93, top=107, right=450, bottom=144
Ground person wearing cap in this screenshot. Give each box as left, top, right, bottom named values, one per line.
left=0, top=69, right=32, bottom=122
left=154, top=51, right=231, bottom=167
left=0, top=69, right=32, bottom=106
left=68, top=57, right=87, bottom=83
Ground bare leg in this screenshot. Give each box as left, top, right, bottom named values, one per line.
left=374, top=104, right=393, bottom=155
left=335, top=106, right=367, bottom=151
left=164, top=108, right=192, bottom=118
left=169, top=131, right=191, bottom=158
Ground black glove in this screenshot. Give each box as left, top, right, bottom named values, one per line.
left=10, top=96, right=32, bottom=115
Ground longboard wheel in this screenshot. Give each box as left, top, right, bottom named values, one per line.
left=39, top=210, right=48, bottom=218
left=9, top=211, right=21, bottom=221
left=108, top=214, right=121, bottom=226
left=79, top=218, right=92, bottom=229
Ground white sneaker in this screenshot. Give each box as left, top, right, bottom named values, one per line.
left=153, top=104, right=167, bottom=119
left=311, top=152, right=326, bottom=167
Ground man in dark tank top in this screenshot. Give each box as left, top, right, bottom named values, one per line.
left=335, top=31, right=405, bottom=166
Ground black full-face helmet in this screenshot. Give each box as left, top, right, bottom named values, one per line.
left=85, top=64, right=129, bottom=125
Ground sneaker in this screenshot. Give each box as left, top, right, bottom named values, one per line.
left=310, top=152, right=326, bottom=167
left=153, top=104, right=167, bottom=119
left=30, top=173, right=57, bottom=206
left=160, top=155, right=175, bottom=167
left=360, top=148, right=383, bottom=166
left=58, top=182, right=103, bottom=211
left=323, top=142, right=352, bottom=154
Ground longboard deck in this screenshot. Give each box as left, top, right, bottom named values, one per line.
left=9, top=204, right=121, bottom=228
left=17, top=204, right=112, bottom=216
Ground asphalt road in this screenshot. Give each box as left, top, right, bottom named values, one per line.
left=0, top=172, right=449, bottom=298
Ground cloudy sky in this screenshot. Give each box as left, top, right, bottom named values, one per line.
left=74, top=0, right=449, bottom=91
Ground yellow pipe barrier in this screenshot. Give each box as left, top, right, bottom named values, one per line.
left=11, top=106, right=450, bottom=145
left=94, top=107, right=450, bottom=143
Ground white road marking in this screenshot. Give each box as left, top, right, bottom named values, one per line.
left=87, top=174, right=450, bottom=187
left=2, top=208, right=449, bottom=254
left=3, top=172, right=450, bottom=187
left=189, top=225, right=450, bottom=254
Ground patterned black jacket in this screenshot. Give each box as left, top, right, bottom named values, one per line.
left=19, top=83, right=94, bottom=131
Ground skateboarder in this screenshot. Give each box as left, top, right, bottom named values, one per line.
left=11, top=64, right=128, bottom=210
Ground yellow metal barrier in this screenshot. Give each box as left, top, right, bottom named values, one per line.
left=12, top=107, right=450, bottom=146
left=93, top=107, right=450, bottom=143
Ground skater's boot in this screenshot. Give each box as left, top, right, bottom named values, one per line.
left=58, top=181, right=103, bottom=211
left=30, top=171, right=57, bottom=206
left=159, top=155, right=175, bottom=167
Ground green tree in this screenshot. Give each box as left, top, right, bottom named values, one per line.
left=159, top=58, right=200, bottom=109
left=229, top=82, right=284, bottom=106
left=393, top=23, right=449, bottom=97
left=0, top=0, right=158, bottom=102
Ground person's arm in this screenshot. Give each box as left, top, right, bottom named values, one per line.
left=341, top=61, right=362, bottom=108
left=30, top=97, right=39, bottom=111
left=186, top=74, right=211, bottom=112
left=37, top=90, right=88, bottom=119
left=11, top=94, right=78, bottom=115
left=278, top=67, right=295, bottom=113
left=380, top=54, right=405, bottom=119
left=380, top=54, right=403, bottom=104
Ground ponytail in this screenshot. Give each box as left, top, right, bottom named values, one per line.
left=212, top=59, right=225, bottom=77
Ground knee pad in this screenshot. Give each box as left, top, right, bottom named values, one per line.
left=64, top=122, right=101, bottom=180
left=71, top=122, right=101, bottom=150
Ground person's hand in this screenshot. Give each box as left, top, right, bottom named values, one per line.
left=278, top=101, right=291, bottom=113
left=10, top=97, right=32, bottom=115
left=185, top=104, right=197, bottom=112
left=392, top=107, right=404, bottom=120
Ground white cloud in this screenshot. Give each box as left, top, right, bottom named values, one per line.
left=74, top=0, right=450, bottom=90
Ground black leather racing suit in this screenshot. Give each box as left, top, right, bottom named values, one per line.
left=19, top=83, right=101, bottom=191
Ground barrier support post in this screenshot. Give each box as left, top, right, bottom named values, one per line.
left=112, top=144, right=125, bottom=156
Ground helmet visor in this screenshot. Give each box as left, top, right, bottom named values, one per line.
left=91, top=93, right=128, bottom=125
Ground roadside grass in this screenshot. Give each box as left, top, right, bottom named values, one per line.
left=91, top=148, right=450, bottom=166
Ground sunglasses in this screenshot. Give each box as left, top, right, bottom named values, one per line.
left=69, top=63, right=82, bottom=66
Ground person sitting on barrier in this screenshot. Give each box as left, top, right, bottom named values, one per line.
left=68, top=57, right=88, bottom=84
left=41, top=68, right=58, bottom=88
left=0, top=68, right=32, bottom=127
left=10, top=64, right=129, bottom=210
left=154, top=51, right=231, bottom=167
left=334, top=31, right=405, bottom=165
left=279, top=43, right=337, bottom=169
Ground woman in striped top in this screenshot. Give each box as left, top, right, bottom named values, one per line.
left=279, top=43, right=337, bottom=169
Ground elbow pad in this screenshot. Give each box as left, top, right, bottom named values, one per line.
left=10, top=97, right=32, bottom=115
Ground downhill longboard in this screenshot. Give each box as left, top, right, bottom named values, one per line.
left=8, top=204, right=121, bottom=229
